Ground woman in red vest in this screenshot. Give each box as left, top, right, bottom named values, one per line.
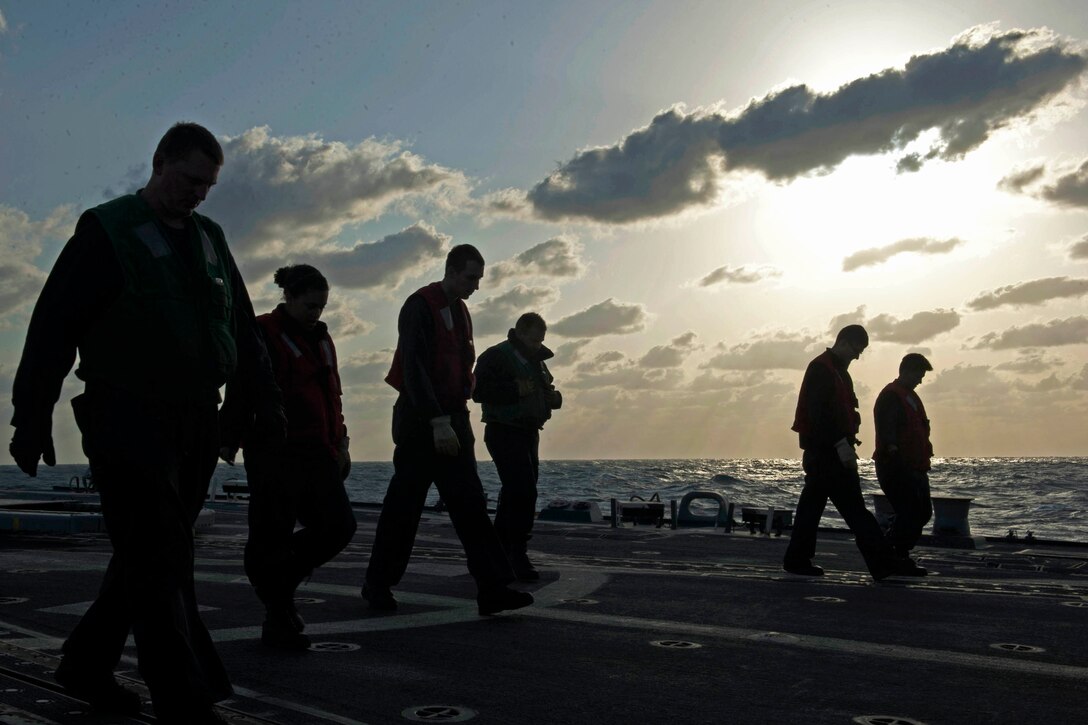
left=220, top=264, right=356, bottom=650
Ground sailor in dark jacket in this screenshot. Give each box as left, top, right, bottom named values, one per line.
left=473, top=313, right=562, bottom=581
left=9, top=123, right=284, bottom=724
left=872, top=353, right=934, bottom=575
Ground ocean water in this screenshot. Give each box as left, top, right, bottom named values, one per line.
left=4, top=457, right=1085, bottom=542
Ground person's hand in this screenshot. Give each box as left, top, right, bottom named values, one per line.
left=545, top=389, right=563, bottom=410
left=835, top=437, right=858, bottom=470
left=253, top=401, right=287, bottom=442
left=337, top=437, right=351, bottom=481
left=219, top=446, right=237, bottom=465
left=430, top=416, right=460, bottom=456
left=516, top=379, right=536, bottom=397
left=10, top=420, right=56, bottom=477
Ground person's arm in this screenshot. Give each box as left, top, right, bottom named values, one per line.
left=471, top=348, right=519, bottom=405
left=398, top=295, right=444, bottom=420
left=874, top=389, right=902, bottom=454
left=10, top=214, right=122, bottom=475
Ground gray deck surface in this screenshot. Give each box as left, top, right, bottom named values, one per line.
left=1, top=496, right=1086, bottom=724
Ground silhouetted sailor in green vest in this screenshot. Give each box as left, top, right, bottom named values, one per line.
left=9, top=123, right=285, bottom=724
left=472, top=312, right=562, bottom=581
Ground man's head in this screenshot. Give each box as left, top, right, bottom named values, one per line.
left=144, top=122, right=224, bottom=224
left=831, top=324, right=869, bottom=364
left=514, top=312, right=547, bottom=353
left=898, top=352, right=933, bottom=389
left=442, top=244, right=485, bottom=301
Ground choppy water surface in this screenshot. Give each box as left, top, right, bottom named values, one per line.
left=4, top=457, right=1085, bottom=542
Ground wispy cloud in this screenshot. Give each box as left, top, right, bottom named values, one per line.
left=550, top=298, right=650, bottom=337
left=842, top=237, right=963, bottom=271
left=0, top=204, right=76, bottom=322
left=829, top=306, right=960, bottom=344
left=1071, top=235, right=1088, bottom=260
left=566, top=351, right=685, bottom=390
left=967, top=277, right=1088, bottom=310
left=692, top=264, right=781, bottom=287
left=0, top=9, right=8, bottom=33
left=999, top=158, right=1088, bottom=209
left=487, top=237, right=587, bottom=284
left=521, top=26, right=1086, bottom=224
left=199, top=126, right=470, bottom=257
left=472, top=285, right=560, bottom=337
left=993, top=351, right=1065, bottom=374
left=638, top=332, right=700, bottom=368
left=703, top=331, right=821, bottom=371
left=972, top=316, right=1088, bottom=349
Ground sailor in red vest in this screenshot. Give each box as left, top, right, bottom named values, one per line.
left=363, top=244, right=533, bottom=616
left=872, top=353, right=934, bottom=575
left=784, top=325, right=913, bottom=580
left=220, top=265, right=357, bottom=649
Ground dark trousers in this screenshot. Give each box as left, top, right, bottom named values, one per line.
left=243, top=447, right=357, bottom=605
left=785, top=447, right=891, bottom=574
left=484, top=424, right=540, bottom=558
left=875, top=460, right=932, bottom=555
left=366, top=407, right=513, bottom=592
left=65, top=387, right=231, bottom=715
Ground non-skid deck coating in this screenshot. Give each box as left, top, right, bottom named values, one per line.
left=1, top=498, right=1086, bottom=724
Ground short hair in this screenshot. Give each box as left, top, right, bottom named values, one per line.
left=899, top=353, right=933, bottom=375
left=834, top=324, right=869, bottom=348
left=515, top=312, right=546, bottom=334
left=273, top=264, right=329, bottom=298
left=445, top=244, right=484, bottom=274
left=154, top=122, right=224, bottom=165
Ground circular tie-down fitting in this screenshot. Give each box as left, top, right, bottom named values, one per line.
left=747, top=631, right=800, bottom=644
left=804, top=596, right=846, bottom=603
left=558, top=598, right=598, bottom=605
left=990, top=642, right=1046, bottom=653
left=308, top=642, right=361, bottom=653
left=293, top=597, right=325, bottom=605
left=853, top=717, right=927, bottom=725
left=402, top=705, right=478, bottom=722
left=650, top=639, right=703, bottom=649
left=0, top=597, right=28, bottom=605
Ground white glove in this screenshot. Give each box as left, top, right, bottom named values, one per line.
left=431, top=416, right=460, bottom=456
left=835, top=438, right=858, bottom=469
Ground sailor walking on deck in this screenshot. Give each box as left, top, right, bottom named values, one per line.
left=472, top=312, right=563, bottom=582
left=8, top=123, right=285, bottom=724
left=872, top=353, right=935, bottom=575
left=362, top=244, right=533, bottom=616
left=219, top=264, right=357, bottom=650
left=783, top=325, right=915, bottom=581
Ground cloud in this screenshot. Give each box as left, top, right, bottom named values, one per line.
left=999, top=159, right=1088, bottom=209
left=966, top=277, right=1088, bottom=310
left=693, top=264, right=781, bottom=287
left=565, top=351, right=685, bottom=391
left=487, top=237, right=588, bottom=284
left=1071, top=364, right=1088, bottom=391
left=829, top=305, right=960, bottom=344
left=0, top=9, right=7, bottom=33
left=471, top=285, right=560, bottom=336
left=992, top=351, right=1065, bottom=374
left=972, top=316, right=1088, bottom=349
left=638, top=332, right=700, bottom=368
left=866, top=309, right=961, bottom=344
left=523, top=26, right=1087, bottom=224
left=1071, top=236, right=1088, bottom=260
left=323, top=300, right=376, bottom=339
left=339, top=350, right=394, bottom=386
left=842, top=237, right=964, bottom=271
left=550, top=339, right=592, bottom=368
left=550, top=298, right=650, bottom=337
left=0, top=205, right=76, bottom=321
left=199, top=127, right=470, bottom=256
left=703, top=331, right=821, bottom=371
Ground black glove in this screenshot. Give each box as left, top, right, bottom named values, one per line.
left=252, top=401, right=288, bottom=442
left=10, top=418, right=57, bottom=477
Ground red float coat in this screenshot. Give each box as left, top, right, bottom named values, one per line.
left=259, top=306, right=346, bottom=459
left=872, top=381, right=933, bottom=472
left=792, top=350, right=861, bottom=449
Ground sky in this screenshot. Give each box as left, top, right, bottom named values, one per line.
left=2, top=0, right=1087, bottom=463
